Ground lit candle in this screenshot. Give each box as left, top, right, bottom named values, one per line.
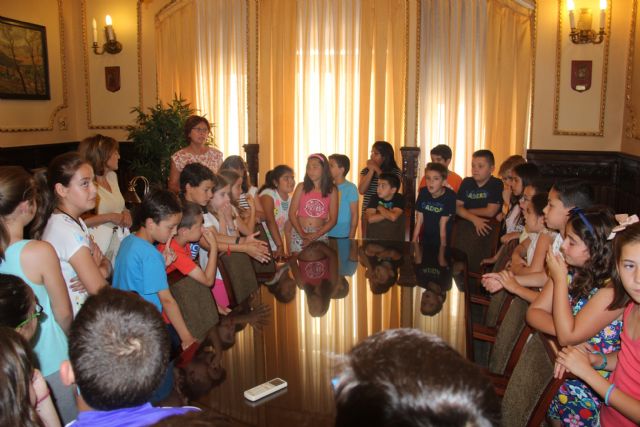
left=92, top=18, right=97, bottom=44
left=105, top=15, right=115, bottom=42
left=568, top=0, right=576, bottom=29
left=599, top=0, right=607, bottom=29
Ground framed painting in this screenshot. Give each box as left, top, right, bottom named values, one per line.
left=0, top=16, right=50, bottom=100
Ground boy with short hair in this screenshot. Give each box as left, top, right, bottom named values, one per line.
left=418, top=144, right=463, bottom=193
left=456, top=149, right=504, bottom=236
left=61, top=288, right=197, bottom=426
left=328, top=154, right=359, bottom=239
left=412, top=163, right=456, bottom=265
left=365, top=173, right=405, bottom=224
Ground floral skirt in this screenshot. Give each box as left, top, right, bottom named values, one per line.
left=547, top=376, right=608, bottom=426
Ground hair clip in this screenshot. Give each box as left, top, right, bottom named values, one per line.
left=569, top=207, right=595, bottom=236
left=308, top=153, right=325, bottom=163
left=607, top=214, right=639, bottom=240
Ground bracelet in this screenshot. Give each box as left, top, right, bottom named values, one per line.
left=593, top=351, right=607, bottom=370
left=227, top=244, right=231, bottom=256
left=605, top=384, right=615, bottom=406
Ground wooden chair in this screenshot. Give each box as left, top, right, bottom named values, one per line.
left=450, top=217, right=501, bottom=279
left=251, top=222, right=276, bottom=282
left=364, top=215, right=406, bottom=241
left=500, top=332, right=564, bottom=427
left=218, top=251, right=259, bottom=307
left=168, top=270, right=220, bottom=341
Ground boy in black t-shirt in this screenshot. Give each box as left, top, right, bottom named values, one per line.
left=456, top=149, right=503, bottom=236
left=365, top=173, right=405, bottom=224
left=412, top=163, right=456, bottom=266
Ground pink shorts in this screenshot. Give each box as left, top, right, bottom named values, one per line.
left=211, top=278, right=230, bottom=308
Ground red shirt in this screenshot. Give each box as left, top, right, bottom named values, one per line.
left=156, top=239, right=197, bottom=276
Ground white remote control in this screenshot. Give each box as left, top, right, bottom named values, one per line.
left=244, top=378, right=288, bottom=401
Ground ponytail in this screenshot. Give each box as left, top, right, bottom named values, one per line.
left=0, top=167, right=36, bottom=259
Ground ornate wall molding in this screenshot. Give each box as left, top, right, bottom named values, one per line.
left=624, top=0, right=639, bottom=139
left=0, top=0, right=69, bottom=133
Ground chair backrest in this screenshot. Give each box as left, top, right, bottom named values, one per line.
left=252, top=222, right=276, bottom=280
left=365, top=216, right=406, bottom=241
left=169, top=271, right=219, bottom=341
left=488, top=297, right=530, bottom=375
left=218, top=252, right=259, bottom=306
left=501, top=333, right=562, bottom=427
left=450, top=217, right=500, bottom=276
left=484, top=290, right=513, bottom=329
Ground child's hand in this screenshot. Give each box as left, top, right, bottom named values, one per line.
left=546, top=247, right=567, bottom=281
left=555, top=345, right=595, bottom=379
left=481, top=272, right=504, bottom=293
left=366, top=159, right=381, bottom=174
left=245, top=231, right=268, bottom=248
left=246, top=242, right=271, bottom=263
left=497, top=270, right=519, bottom=293
left=89, top=238, right=105, bottom=266
left=69, top=276, right=87, bottom=293
left=180, top=335, right=197, bottom=351
left=246, top=194, right=256, bottom=212
left=472, top=217, right=491, bottom=236
left=502, top=186, right=512, bottom=206
left=162, top=236, right=177, bottom=266
left=202, top=229, right=217, bottom=253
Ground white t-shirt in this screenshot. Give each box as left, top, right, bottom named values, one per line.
left=200, top=212, right=223, bottom=281
left=42, top=213, right=92, bottom=316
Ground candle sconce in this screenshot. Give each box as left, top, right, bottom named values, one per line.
left=92, top=15, right=122, bottom=55
left=567, top=0, right=607, bottom=45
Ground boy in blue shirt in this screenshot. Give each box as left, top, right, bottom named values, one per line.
left=412, top=163, right=456, bottom=266
left=328, top=154, right=359, bottom=238
left=456, top=149, right=503, bottom=236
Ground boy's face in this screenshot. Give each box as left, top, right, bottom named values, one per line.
left=150, top=213, right=181, bottom=243
left=329, top=159, right=344, bottom=180
left=181, top=213, right=204, bottom=243
left=186, top=179, right=214, bottom=207
left=430, top=154, right=451, bottom=168
left=544, top=188, right=571, bottom=231
left=376, top=179, right=397, bottom=201
left=425, top=170, right=445, bottom=195
left=471, top=157, right=493, bottom=183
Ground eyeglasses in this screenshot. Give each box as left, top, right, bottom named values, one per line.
left=15, top=302, right=43, bottom=330
left=192, top=127, right=210, bottom=134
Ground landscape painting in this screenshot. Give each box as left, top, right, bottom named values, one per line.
left=0, top=16, right=50, bottom=100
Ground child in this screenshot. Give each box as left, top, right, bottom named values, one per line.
left=220, top=155, right=265, bottom=220
left=418, top=144, right=463, bottom=193
left=555, top=220, right=640, bottom=426
left=496, top=155, right=525, bottom=222
left=179, top=163, right=216, bottom=261
left=0, top=277, right=61, bottom=427
left=365, top=173, right=405, bottom=224
left=0, top=326, right=61, bottom=427
left=289, top=154, right=338, bottom=253
left=412, top=163, right=456, bottom=265
left=328, top=154, right=359, bottom=239
left=61, top=288, right=198, bottom=426
left=500, top=162, right=539, bottom=244
left=526, top=208, right=625, bottom=424
left=0, top=165, right=75, bottom=423
left=259, top=165, right=295, bottom=258
left=113, top=189, right=196, bottom=351
left=31, top=152, right=110, bottom=316
left=456, top=149, right=503, bottom=236
left=358, top=141, right=402, bottom=214
left=156, top=201, right=218, bottom=295
left=218, top=169, right=255, bottom=237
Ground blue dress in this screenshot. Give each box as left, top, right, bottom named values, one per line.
left=547, top=287, right=623, bottom=426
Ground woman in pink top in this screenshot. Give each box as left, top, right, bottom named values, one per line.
left=288, top=154, right=338, bottom=254
left=556, top=219, right=640, bottom=425
left=168, top=115, right=223, bottom=193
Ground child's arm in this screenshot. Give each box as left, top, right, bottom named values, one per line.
left=259, top=194, right=285, bottom=255
left=412, top=212, right=424, bottom=242
left=208, top=227, right=270, bottom=263
left=159, top=289, right=196, bottom=349
left=512, top=233, right=552, bottom=276
left=456, top=200, right=491, bottom=236
left=438, top=216, right=449, bottom=247
left=308, top=188, right=339, bottom=240
left=525, top=278, right=557, bottom=335
left=556, top=347, right=640, bottom=423
left=349, top=200, right=359, bottom=239
left=69, top=247, right=108, bottom=294
left=549, top=248, right=624, bottom=345
left=32, top=368, right=62, bottom=427
left=358, top=164, right=378, bottom=195
left=187, top=229, right=218, bottom=286
left=494, top=270, right=541, bottom=303
left=376, top=205, right=403, bottom=222
left=288, top=184, right=308, bottom=238
left=467, top=203, right=501, bottom=219
left=365, top=207, right=384, bottom=223
left=500, top=231, right=521, bottom=244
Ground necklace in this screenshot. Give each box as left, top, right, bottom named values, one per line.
left=54, top=207, right=86, bottom=232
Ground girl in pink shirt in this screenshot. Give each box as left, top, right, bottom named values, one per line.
left=556, top=218, right=640, bottom=426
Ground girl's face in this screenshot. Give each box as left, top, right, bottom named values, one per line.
left=519, top=185, right=536, bottom=211
left=210, top=185, right=231, bottom=211
left=58, top=164, right=97, bottom=213
left=105, top=150, right=120, bottom=172
left=186, top=180, right=214, bottom=207
left=544, top=188, right=570, bottom=231
left=189, top=122, right=210, bottom=145
left=306, top=158, right=324, bottom=182
left=276, top=172, right=295, bottom=194
left=230, top=177, right=243, bottom=201
left=619, top=242, right=640, bottom=302
left=523, top=205, right=544, bottom=233
left=149, top=213, right=181, bottom=243
left=511, top=173, right=524, bottom=196
left=560, top=223, right=590, bottom=267
left=370, top=148, right=383, bottom=166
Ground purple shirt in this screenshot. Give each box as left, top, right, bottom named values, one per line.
left=65, top=403, right=198, bottom=427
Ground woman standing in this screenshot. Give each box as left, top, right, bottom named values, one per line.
left=79, top=134, right=131, bottom=262
left=168, top=115, right=223, bottom=193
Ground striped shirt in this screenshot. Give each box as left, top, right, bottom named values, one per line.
left=359, top=166, right=402, bottom=213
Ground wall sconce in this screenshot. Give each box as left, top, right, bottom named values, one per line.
left=568, top=0, right=606, bottom=44
left=92, top=15, right=122, bottom=55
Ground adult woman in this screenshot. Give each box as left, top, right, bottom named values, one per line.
left=168, top=115, right=224, bottom=193
left=79, top=134, right=130, bottom=262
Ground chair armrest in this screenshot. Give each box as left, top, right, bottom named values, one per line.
left=472, top=324, right=497, bottom=342
left=470, top=294, right=490, bottom=306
